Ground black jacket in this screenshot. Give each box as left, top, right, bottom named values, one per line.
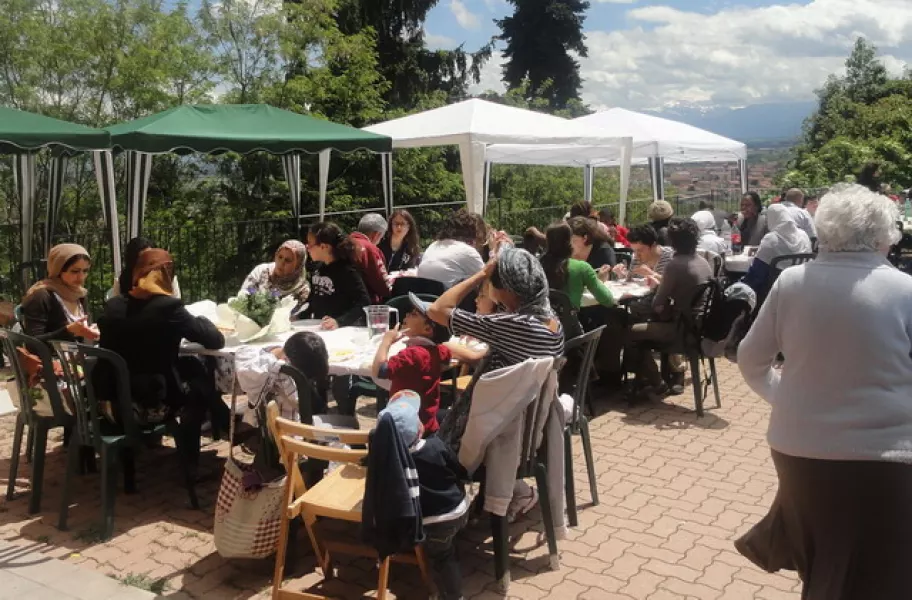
left=301, top=260, right=370, bottom=327
left=20, top=288, right=89, bottom=343
left=362, top=413, right=424, bottom=559
left=378, top=237, right=419, bottom=272
left=586, top=241, right=617, bottom=270
left=96, top=295, right=224, bottom=409
left=413, top=436, right=466, bottom=519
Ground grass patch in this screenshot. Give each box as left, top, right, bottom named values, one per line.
left=118, top=573, right=169, bottom=595
left=181, top=531, right=201, bottom=540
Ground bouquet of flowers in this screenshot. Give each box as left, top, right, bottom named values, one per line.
left=228, top=288, right=281, bottom=328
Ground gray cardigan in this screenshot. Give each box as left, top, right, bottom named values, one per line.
left=738, top=252, right=912, bottom=463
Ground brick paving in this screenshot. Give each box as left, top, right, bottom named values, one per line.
left=0, top=361, right=801, bottom=599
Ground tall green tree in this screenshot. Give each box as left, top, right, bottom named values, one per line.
left=497, top=0, right=589, bottom=110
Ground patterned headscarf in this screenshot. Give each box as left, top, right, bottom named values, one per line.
left=24, top=243, right=90, bottom=304
left=495, top=247, right=553, bottom=319
left=131, top=248, right=175, bottom=299
left=270, top=240, right=308, bottom=297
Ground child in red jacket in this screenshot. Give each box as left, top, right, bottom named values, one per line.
left=371, top=293, right=452, bottom=434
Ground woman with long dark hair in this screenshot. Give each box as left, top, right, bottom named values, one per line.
left=541, top=222, right=614, bottom=309
left=300, top=222, right=370, bottom=331
left=567, top=216, right=617, bottom=271
left=379, top=209, right=421, bottom=272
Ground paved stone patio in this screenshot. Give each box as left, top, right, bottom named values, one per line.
left=0, top=361, right=801, bottom=599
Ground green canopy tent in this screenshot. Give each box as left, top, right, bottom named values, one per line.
left=105, top=104, right=393, bottom=239
left=0, top=107, right=114, bottom=277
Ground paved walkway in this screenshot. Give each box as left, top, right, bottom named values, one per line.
left=0, top=360, right=801, bottom=599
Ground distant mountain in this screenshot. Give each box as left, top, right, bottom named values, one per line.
left=646, top=101, right=816, bottom=144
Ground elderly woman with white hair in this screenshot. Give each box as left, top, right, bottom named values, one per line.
left=736, top=184, right=912, bottom=598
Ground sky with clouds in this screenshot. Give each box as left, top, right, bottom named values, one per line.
left=423, top=0, right=912, bottom=110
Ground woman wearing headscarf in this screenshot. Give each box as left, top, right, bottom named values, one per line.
left=112, top=237, right=181, bottom=299
left=736, top=185, right=912, bottom=599
left=20, top=243, right=98, bottom=343
left=239, top=239, right=309, bottom=302
left=691, top=210, right=728, bottom=256
left=741, top=204, right=812, bottom=302
left=97, top=249, right=227, bottom=436
left=647, top=200, right=675, bottom=246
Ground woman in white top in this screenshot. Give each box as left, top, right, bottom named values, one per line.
left=691, top=210, right=728, bottom=256
left=740, top=204, right=812, bottom=300
left=736, top=184, right=912, bottom=599
left=417, top=210, right=485, bottom=288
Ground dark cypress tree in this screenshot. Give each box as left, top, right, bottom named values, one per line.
left=497, top=0, right=589, bottom=110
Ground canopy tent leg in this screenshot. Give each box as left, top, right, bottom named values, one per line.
left=459, top=141, right=486, bottom=215
left=386, top=152, right=394, bottom=214
left=619, top=140, right=632, bottom=226
left=318, top=149, right=330, bottom=221
left=648, top=156, right=665, bottom=202
left=583, top=165, right=593, bottom=203
left=482, top=161, right=492, bottom=216
left=45, top=155, right=69, bottom=255
left=125, top=151, right=153, bottom=241
left=739, top=159, right=749, bottom=194
left=13, top=153, right=37, bottom=277
left=281, top=153, right=302, bottom=234
left=381, top=153, right=390, bottom=216
left=94, top=151, right=122, bottom=277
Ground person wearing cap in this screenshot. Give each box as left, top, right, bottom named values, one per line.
left=648, top=200, right=675, bottom=246
left=351, top=213, right=392, bottom=303
left=371, top=294, right=453, bottom=435
left=373, top=390, right=469, bottom=600
left=21, top=243, right=99, bottom=343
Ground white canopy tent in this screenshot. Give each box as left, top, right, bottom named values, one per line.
left=363, top=99, right=633, bottom=215
left=486, top=107, right=749, bottom=221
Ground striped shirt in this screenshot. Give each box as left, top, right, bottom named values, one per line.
left=628, top=245, right=674, bottom=281
left=450, top=308, right=564, bottom=370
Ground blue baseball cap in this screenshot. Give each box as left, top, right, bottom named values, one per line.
left=408, top=293, right=450, bottom=344
left=379, top=390, right=422, bottom=446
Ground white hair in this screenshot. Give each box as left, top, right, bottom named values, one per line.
left=815, top=184, right=900, bottom=253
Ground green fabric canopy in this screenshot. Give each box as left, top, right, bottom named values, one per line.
left=106, top=104, right=392, bottom=155
left=0, top=106, right=111, bottom=152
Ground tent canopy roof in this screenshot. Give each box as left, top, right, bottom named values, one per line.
left=107, top=104, right=392, bottom=155
left=486, top=107, right=747, bottom=166
left=0, top=107, right=111, bottom=153
left=363, top=98, right=630, bottom=149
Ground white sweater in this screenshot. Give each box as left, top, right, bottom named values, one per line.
left=738, top=252, right=912, bottom=463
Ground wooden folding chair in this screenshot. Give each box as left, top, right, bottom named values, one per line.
left=266, top=403, right=432, bottom=600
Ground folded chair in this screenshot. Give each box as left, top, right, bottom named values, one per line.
left=0, top=329, right=73, bottom=514
left=267, top=403, right=431, bottom=600
left=562, top=326, right=605, bottom=528
left=53, top=341, right=199, bottom=540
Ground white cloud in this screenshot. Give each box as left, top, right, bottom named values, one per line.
left=425, top=33, right=457, bottom=49
left=469, top=50, right=506, bottom=95
left=578, top=0, right=912, bottom=109
left=450, top=0, right=481, bottom=29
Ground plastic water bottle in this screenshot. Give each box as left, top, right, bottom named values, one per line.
left=905, top=198, right=911, bottom=220
left=721, top=220, right=732, bottom=255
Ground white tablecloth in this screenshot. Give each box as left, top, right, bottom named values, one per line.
left=581, top=281, right=652, bottom=307
left=725, top=253, right=754, bottom=273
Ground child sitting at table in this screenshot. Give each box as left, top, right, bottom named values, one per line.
left=379, top=390, right=469, bottom=600
left=371, top=293, right=453, bottom=435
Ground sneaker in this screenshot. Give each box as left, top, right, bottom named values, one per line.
left=667, top=372, right=686, bottom=396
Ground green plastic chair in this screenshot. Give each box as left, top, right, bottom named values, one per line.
left=0, top=329, right=73, bottom=514
left=52, top=341, right=200, bottom=540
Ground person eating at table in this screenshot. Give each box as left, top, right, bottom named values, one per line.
left=568, top=216, right=617, bottom=275
left=239, top=239, right=310, bottom=303
left=598, top=208, right=629, bottom=247
left=96, top=248, right=228, bottom=450
left=624, top=218, right=712, bottom=398
left=740, top=203, right=812, bottom=305
left=541, top=222, right=615, bottom=310
left=426, top=247, right=564, bottom=526
left=379, top=209, right=421, bottom=272
left=692, top=210, right=728, bottom=255
left=351, top=213, right=392, bottom=303
left=300, top=222, right=371, bottom=330
left=113, top=237, right=181, bottom=299
left=417, top=210, right=486, bottom=289
left=612, top=224, right=674, bottom=288
left=21, top=243, right=99, bottom=343
left=739, top=192, right=769, bottom=247
left=371, top=294, right=453, bottom=436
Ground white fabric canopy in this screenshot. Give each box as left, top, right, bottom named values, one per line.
left=363, top=99, right=633, bottom=214
left=485, top=108, right=749, bottom=212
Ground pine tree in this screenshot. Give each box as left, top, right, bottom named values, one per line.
left=497, top=0, right=589, bottom=110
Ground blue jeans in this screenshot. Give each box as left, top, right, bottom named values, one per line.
left=424, top=511, right=469, bottom=600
